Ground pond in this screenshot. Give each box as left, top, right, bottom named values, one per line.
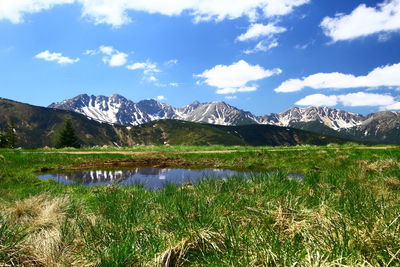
left=38, top=168, right=303, bottom=190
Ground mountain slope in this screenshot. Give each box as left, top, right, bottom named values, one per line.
left=127, top=120, right=352, bottom=146
left=0, top=97, right=130, bottom=148
left=345, top=111, right=400, bottom=144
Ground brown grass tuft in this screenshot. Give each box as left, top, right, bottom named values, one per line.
left=1, top=194, right=94, bottom=266
left=151, top=230, right=225, bottom=266
left=358, top=159, right=400, bottom=173
left=384, top=177, right=400, bottom=190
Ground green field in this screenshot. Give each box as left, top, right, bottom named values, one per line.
left=1, top=145, right=400, bottom=266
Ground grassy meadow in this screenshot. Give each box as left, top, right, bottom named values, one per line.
left=0, top=145, right=400, bottom=266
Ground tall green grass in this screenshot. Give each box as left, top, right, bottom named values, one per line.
left=0, top=145, right=399, bottom=265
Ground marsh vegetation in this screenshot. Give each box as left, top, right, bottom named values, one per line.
left=0, top=145, right=399, bottom=266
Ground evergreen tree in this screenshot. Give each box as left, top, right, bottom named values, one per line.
left=5, top=121, right=16, bottom=148
left=0, top=122, right=16, bottom=148
left=55, top=119, right=81, bottom=148
left=0, top=133, right=6, bottom=148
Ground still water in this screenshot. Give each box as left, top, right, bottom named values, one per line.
left=38, top=168, right=255, bottom=190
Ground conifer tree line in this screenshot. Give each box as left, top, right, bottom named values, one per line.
left=0, top=121, right=16, bottom=148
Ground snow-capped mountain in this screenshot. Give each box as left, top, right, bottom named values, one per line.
left=177, top=101, right=258, bottom=125
left=49, top=94, right=179, bottom=125
left=49, top=94, right=260, bottom=126
left=49, top=94, right=394, bottom=133
left=260, top=107, right=365, bottom=130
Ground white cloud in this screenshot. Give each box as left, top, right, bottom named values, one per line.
left=99, top=45, right=115, bottom=55
left=295, top=94, right=338, bottom=106
left=127, top=60, right=160, bottom=74
left=225, top=95, right=237, bottom=100
left=296, top=92, right=396, bottom=107
left=147, top=75, right=157, bottom=82
left=237, top=23, right=286, bottom=41
left=156, top=95, right=166, bottom=101
left=275, top=62, right=400, bottom=93
left=127, top=60, right=161, bottom=82
left=0, top=0, right=74, bottom=23
left=164, top=59, right=178, bottom=66
left=105, top=52, right=128, bottom=67
left=263, top=0, right=310, bottom=17
left=154, top=82, right=180, bottom=87
left=244, top=39, right=279, bottom=54
left=385, top=102, right=400, bottom=110
left=0, top=0, right=310, bottom=27
left=337, top=92, right=395, bottom=107
left=295, top=40, right=314, bottom=49
left=84, top=49, right=97, bottom=55
left=87, top=45, right=128, bottom=67
left=216, top=86, right=258, bottom=94
left=196, top=60, right=281, bottom=94
left=321, top=0, right=400, bottom=42
left=35, top=50, right=79, bottom=64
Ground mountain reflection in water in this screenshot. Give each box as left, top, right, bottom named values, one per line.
left=38, top=168, right=252, bottom=190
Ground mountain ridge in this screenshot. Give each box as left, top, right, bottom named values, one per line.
left=48, top=94, right=400, bottom=144
left=49, top=94, right=369, bottom=128
left=1, top=97, right=354, bottom=148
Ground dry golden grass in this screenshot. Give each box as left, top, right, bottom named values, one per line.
left=150, top=230, right=225, bottom=267
left=358, top=159, right=400, bottom=173
left=1, top=194, right=95, bottom=267
left=384, top=177, right=400, bottom=190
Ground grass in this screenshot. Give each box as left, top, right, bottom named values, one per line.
left=0, top=145, right=399, bottom=266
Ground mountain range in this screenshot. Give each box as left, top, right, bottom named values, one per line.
left=49, top=94, right=400, bottom=144
left=0, top=97, right=351, bottom=148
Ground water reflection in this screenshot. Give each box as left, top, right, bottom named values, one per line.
left=38, top=168, right=252, bottom=190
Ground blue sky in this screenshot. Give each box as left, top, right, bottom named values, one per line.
left=0, top=0, right=400, bottom=115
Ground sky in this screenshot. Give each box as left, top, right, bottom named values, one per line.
left=0, top=0, right=400, bottom=116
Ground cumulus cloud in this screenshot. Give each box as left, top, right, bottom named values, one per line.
left=127, top=60, right=160, bottom=74
left=321, top=0, right=400, bottom=42
left=105, top=52, right=128, bottom=67
left=127, top=60, right=161, bottom=82
left=196, top=60, right=281, bottom=94
left=296, top=92, right=396, bottom=107
left=237, top=23, right=286, bottom=41
left=275, top=62, right=400, bottom=93
left=0, top=0, right=310, bottom=27
left=156, top=95, right=166, bottom=101
left=0, top=0, right=74, bottom=23
left=225, top=95, right=238, bottom=100
left=86, top=46, right=128, bottom=67
left=263, top=0, right=310, bottom=17
left=100, top=47, right=127, bottom=67
left=244, top=39, right=279, bottom=54
left=338, top=92, right=395, bottom=107
left=35, top=50, right=79, bottom=64
left=295, top=94, right=338, bottom=106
